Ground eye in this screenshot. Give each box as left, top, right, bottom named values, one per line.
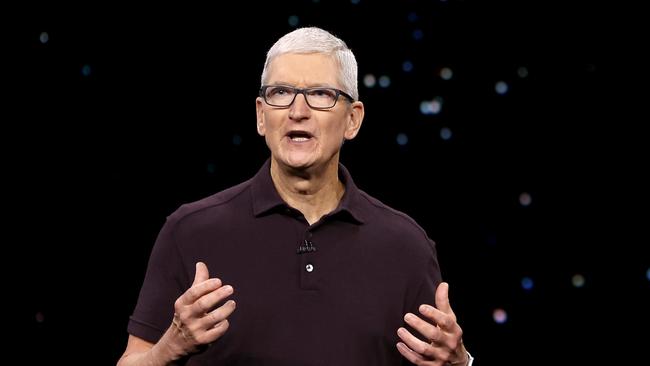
left=308, top=88, right=336, bottom=99
left=269, top=86, right=295, bottom=97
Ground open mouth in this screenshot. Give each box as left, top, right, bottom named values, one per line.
left=287, top=131, right=314, bottom=142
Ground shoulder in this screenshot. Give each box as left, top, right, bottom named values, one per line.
left=166, top=178, right=253, bottom=227
left=357, top=189, right=436, bottom=253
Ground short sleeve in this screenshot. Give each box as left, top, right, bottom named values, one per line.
left=127, top=214, right=190, bottom=343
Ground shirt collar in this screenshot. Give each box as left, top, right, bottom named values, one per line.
left=251, top=158, right=366, bottom=224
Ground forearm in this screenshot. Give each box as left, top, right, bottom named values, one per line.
left=117, top=347, right=177, bottom=366
left=117, top=327, right=188, bottom=366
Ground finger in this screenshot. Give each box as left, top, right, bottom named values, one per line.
left=396, top=342, right=428, bottom=365
left=193, top=284, right=234, bottom=314
left=193, top=262, right=210, bottom=286
left=197, top=319, right=231, bottom=345
left=435, top=282, right=453, bottom=315
left=418, top=304, right=456, bottom=333
left=194, top=300, right=237, bottom=345
left=177, top=278, right=222, bottom=307
left=397, top=327, right=435, bottom=358
left=418, top=304, right=464, bottom=354
left=201, top=299, right=237, bottom=329
left=404, top=313, right=444, bottom=345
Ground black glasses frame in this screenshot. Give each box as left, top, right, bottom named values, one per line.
left=259, top=85, right=355, bottom=110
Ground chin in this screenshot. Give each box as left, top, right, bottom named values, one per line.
left=278, top=154, right=317, bottom=170
left=285, top=159, right=315, bottom=170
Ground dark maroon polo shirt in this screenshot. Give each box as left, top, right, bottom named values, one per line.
left=128, top=159, right=442, bottom=365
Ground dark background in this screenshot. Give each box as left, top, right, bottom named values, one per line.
left=7, top=1, right=648, bottom=364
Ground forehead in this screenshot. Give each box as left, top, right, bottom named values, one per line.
left=267, top=53, right=340, bottom=86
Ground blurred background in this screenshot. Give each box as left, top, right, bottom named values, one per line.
left=7, top=1, right=648, bottom=364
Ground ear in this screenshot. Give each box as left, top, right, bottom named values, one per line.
left=256, top=97, right=266, bottom=136
left=344, top=101, right=364, bottom=140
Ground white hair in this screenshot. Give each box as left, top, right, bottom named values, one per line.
left=260, top=27, right=359, bottom=101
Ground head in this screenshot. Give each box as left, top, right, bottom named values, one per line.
left=260, top=27, right=359, bottom=100
left=256, top=27, right=364, bottom=173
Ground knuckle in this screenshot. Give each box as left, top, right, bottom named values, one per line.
left=441, top=317, right=453, bottom=329
left=195, top=298, right=206, bottom=312
left=448, top=338, right=459, bottom=350
left=440, top=349, right=452, bottom=362
left=194, top=332, right=208, bottom=345
left=176, top=310, right=189, bottom=322
left=174, top=298, right=183, bottom=310
left=213, top=320, right=230, bottom=337
left=208, top=309, right=222, bottom=324
left=219, top=319, right=230, bottom=332
left=187, top=286, right=198, bottom=298
left=414, top=342, right=427, bottom=355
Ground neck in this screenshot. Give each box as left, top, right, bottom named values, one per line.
left=270, top=158, right=345, bottom=225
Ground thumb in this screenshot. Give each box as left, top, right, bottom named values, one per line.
left=435, top=282, right=453, bottom=314
left=192, top=261, right=210, bottom=286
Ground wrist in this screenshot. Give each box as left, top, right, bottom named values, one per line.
left=156, top=325, right=191, bottom=363
left=449, top=347, right=473, bottom=366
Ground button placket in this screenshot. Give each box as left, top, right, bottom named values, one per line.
left=299, top=229, right=319, bottom=290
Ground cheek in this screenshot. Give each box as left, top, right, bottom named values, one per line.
left=262, top=115, right=283, bottom=134
left=320, top=125, right=346, bottom=146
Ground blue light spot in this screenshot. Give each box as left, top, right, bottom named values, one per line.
left=232, top=134, right=242, bottom=146
left=521, top=277, right=534, bottom=291
left=646, top=267, right=649, bottom=281
left=39, top=32, right=49, bottom=44
left=407, top=12, right=418, bottom=22
left=402, top=61, right=413, bottom=73
left=351, top=0, right=361, bottom=4
left=396, top=133, right=408, bottom=146
left=495, top=81, right=508, bottom=95
left=412, top=29, right=423, bottom=41
left=420, top=98, right=442, bottom=116
left=206, top=163, right=216, bottom=174
left=288, top=15, right=299, bottom=27
left=378, top=75, right=391, bottom=88
left=81, top=64, right=92, bottom=77
left=440, top=127, right=452, bottom=140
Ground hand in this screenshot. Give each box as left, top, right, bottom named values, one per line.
left=170, top=262, right=236, bottom=355
left=396, top=282, right=468, bottom=366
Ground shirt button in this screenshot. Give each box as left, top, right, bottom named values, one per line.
left=305, top=264, right=314, bottom=272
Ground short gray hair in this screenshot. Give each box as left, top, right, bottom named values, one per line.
left=260, top=27, right=359, bottom=101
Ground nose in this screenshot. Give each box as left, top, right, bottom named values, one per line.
left=288, top=92, right=312, bottom=121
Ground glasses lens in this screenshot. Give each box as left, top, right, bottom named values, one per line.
left=263, top=86, right=341, bottom=108
left=265, top=86, right=296, bottom=107
left=305, top=88, right=338, bottom=108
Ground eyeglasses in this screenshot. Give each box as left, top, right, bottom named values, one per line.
left=259, top=85, right=355, bottom=110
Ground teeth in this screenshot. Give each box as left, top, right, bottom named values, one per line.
left=290, top=137, right=310, bottom=142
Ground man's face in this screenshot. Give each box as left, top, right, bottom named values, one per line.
left=256, top=53, right=363, bottom=172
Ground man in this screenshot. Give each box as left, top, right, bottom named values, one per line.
left=118, top=27, right=473, bottom=366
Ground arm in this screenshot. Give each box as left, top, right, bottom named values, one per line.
left=117, top=334, right=178, bottom=366
left=117, top=262, right=236, bottom=366
left=397, top=282, right=472, bottom=366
